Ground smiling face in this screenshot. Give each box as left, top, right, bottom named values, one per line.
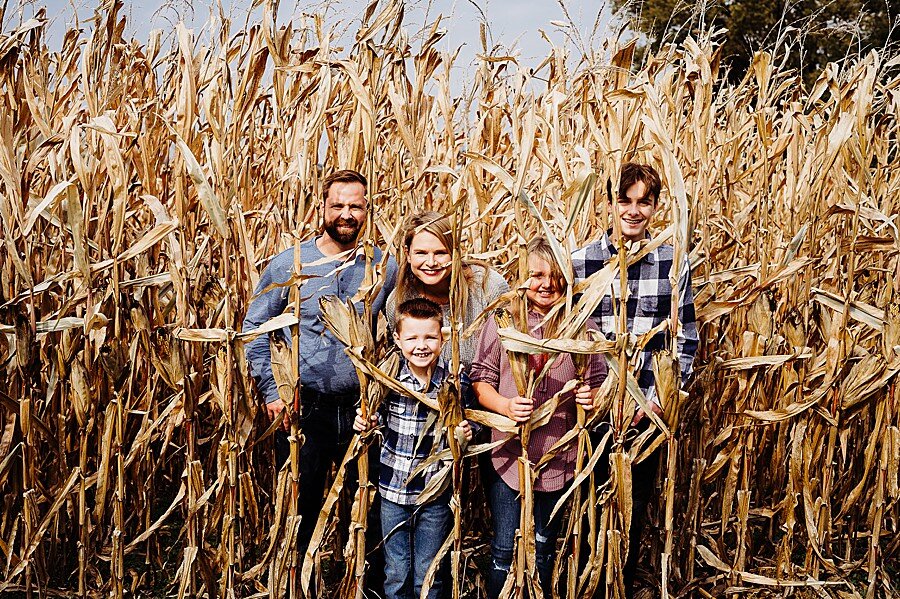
left=322, top=181, right=367, bottom=246
left=614, top=180, right=658, bottom=242
left=393, top=316, right=443, bottom=373
left=525, top=254, right=563, bottom=314
left=407, top=230, right=452, bottom=290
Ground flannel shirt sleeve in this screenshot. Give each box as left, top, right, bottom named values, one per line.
left=459, top=372, right=483, bottom=437
left=242, top=252, right=291, bottom=405
left=571, top=244, right=588, bottom=281
left=584, top=318, right=608, bottom=389
left=676, top=257, right=699, bottom=386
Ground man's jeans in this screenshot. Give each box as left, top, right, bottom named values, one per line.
left=275, top=399, right=357, bottom=549
left=486, top=471, right=565, bottom=598
left=275, top=398, right=385, bottom=595
left=380, top=496, right=451, bottom=599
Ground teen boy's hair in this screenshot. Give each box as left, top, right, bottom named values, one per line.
left=395, top=298, right=443, bottom=332
left=322, top=169, right=367, bottom=203
left=618, top=163, right=662, bottom=204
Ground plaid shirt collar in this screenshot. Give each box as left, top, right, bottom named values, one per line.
left=599, top=229, right=657, bottom=266
left=396, top=355, right=448, bottom=394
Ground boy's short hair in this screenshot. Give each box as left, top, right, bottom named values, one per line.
left=618, top=163, right=662, bottom=204
left=395, top=298, right=443, bottom=332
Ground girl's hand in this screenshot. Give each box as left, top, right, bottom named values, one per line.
left=506, top=395, right=534, bottom=423
left=455, top=420, right=473, bottom=442
left=353, top=408, right=377, bottom=433
left=574, top=384, right=595, bottom=408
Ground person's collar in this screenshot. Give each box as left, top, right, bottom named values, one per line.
left=315, top=235, right=366, bottom=262
left=602, top=229, right=656, bottom=265
left=398, top=355, right=447, bottom=390
left=526, top=308, right=549, bottom=320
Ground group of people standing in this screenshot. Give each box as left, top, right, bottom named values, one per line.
left=242, top=164, right=699, bottom=599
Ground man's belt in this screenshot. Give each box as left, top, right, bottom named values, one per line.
left=300, top=387, right=358, bottom=408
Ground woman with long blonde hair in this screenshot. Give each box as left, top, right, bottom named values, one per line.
left=386, top=210, right=509, bottom=371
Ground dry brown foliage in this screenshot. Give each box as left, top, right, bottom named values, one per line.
left=0, top=1, right=898, bottom=597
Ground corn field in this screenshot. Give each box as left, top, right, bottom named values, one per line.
left=0, top=0, right=898, bottom=597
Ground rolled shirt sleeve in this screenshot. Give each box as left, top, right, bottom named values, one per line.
left=468, top=316, right=502, bottom=389
left=676, top=258, right=698, bottom=385
left=242, top=249, right=293, bottom=404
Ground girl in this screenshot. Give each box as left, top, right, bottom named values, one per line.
left=470, top=236, right=607, bottom=597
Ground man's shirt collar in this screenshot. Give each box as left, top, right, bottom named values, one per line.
left=600, top=229, right=656, bottom=265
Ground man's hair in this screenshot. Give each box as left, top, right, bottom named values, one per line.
left=618, top=163, right=661, bottom=204
left=394, top=298, right=443, bottom=333
left=322, top=169, right=367, bottom=204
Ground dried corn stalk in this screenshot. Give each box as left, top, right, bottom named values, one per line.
left=0, top=1, right=898, bottom=597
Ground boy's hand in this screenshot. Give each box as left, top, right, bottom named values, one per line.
left=574, top=384, right=595, bottom=409
left=455, top=420, right=473, bottom=443
left=353, top=408, right=377, bottom=433
left=506, top=395, right=534, bottom=423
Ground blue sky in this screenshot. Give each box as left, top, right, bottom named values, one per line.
left=10, top=0, right=615, bottom=70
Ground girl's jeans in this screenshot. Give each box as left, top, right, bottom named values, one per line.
left=486, top=472, right=565, bottom=598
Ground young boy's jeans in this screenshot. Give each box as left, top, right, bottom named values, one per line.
left=381, top=495, right=451, bottom=599
left=486, top=473, right=565, bottom=598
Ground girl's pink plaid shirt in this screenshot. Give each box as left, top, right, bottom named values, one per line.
left=470, top=311, right=607, bottom=493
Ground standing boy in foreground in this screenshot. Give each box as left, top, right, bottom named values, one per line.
left=354, top=298, right=473, bottom=599
left=571, top=162, right=699, bottom=597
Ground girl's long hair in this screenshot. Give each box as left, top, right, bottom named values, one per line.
left=395, top=211, right=477, bottom=315
left=508, top=235, right=567, bottom=339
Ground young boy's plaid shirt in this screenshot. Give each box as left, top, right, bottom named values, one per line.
left=572, top=231, right=699, bottom=405
left=379, top=356, right=473, bottom=505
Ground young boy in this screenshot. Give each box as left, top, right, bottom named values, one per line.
left=354, top=297, right=473, bottom=599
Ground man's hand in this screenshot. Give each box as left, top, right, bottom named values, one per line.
left=574, top=384, right=596, bottom=409
left=353, top=407, right=378, bottom=433
left=506, top=395, right=534, bottom=423
left=631, top=402, right=663, bottom=427
left=266, top=399, right=289, bottom=431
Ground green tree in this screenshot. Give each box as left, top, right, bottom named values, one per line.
left=619, top=0, right=898, bottom=82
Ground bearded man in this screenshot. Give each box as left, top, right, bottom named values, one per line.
left=243, top=169, right=397, bottom=551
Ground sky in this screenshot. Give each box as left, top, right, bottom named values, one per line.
left=8, top=0, right=617, bottom=72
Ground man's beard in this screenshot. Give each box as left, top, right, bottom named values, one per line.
left=324, top=217, right=362, bottom=245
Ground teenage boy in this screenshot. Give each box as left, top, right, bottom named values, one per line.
left=243, top=169, right=397, bottom=551
left=571, top=162, right=698, bottom=597
left=354, top=298, right=473, bottom=599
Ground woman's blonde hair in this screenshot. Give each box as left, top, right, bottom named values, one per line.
left=395, top=211, right=477, bottom=314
